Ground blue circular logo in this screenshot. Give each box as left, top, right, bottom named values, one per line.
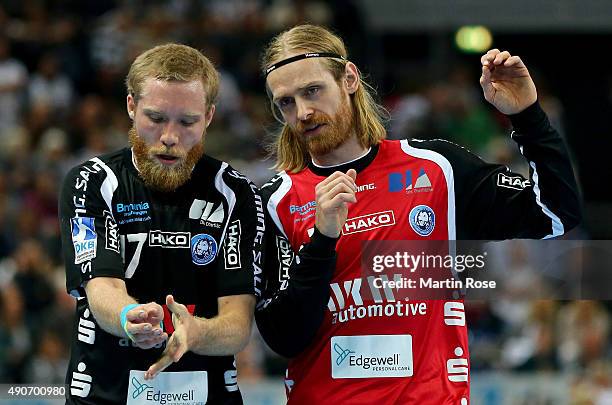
left=409, top=205, right=435, bottom=236
left=191, top=234, right=218, bottom=266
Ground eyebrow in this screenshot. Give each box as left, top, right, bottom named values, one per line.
left=143, top=108, right=202, bottom=120
left=272, top=81, right=325, bottom=103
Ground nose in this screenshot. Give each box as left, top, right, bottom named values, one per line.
left=296, top=99, right=313, bottom=122
left=159, top=123, right=179, bottom=148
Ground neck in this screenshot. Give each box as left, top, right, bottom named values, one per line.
left=311, top=135, right=368, bottom=167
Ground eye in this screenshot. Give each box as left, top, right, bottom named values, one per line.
left=304, top=86, right=320, bottom=97
left=277, top=97, right=294, bottom=111
left=147, top=113, right=164, bottom=123
left=180, top=120, right=196, bottom=127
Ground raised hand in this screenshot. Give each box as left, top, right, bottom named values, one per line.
left=314, top=169, right=357, bottom=238
left=480, top=49, right=537, bottom=115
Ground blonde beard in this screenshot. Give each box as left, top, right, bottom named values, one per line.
left=293, top=97, right=355, bottom=157
left=128, top=127, right=205, bottom=192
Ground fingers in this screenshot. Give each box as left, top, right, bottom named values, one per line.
left=347, top=169, right=357, bottom=182
left=482, top=49, right=525, bottom=71
left=126, top=303, right=164, bottom=324
left=127, top=322, right=165, bottom=341
left=142, top=303, right=164, bottom=324
left=316, top=171, right=357, bottom=195
left=144, top=335, right=187, bottom=380
left=144, top=351, right=173, bottom=380
left=125, top=306, right=147, bottom=323
left=166, top=295, right=188, bottom=319
left=134, top=333, right=168, bottom=349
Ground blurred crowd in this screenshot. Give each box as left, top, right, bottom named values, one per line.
left=0, top=1, right=609, bottom=403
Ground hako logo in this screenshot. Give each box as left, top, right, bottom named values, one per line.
left=342, top=210, right=396, bottom=235
left=497, top=172, right=530, bottom=190
left=223, top=220, right=241, bottom=270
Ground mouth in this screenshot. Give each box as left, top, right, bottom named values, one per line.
left=303, top=123, right=326, bottom=136
left=155, top=154, right=180, bottom=165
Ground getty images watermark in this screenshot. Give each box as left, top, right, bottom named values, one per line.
left=360, top=240, right=612, bottom=301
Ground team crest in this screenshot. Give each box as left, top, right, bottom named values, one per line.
left=190, top=233, right=218, bottom=266
left=409, top=205, right=435, bottom=236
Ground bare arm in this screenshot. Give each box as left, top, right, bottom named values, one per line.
left=84, top=277, right=168, bottom=348
left=145, top=294, right=255, bottom=379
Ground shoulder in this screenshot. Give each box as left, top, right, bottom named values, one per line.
left=403, top=138, right=485, bottom=167
left=62, top=149, right=126, bottom=189
left=260, top=170, right=297, bottom=205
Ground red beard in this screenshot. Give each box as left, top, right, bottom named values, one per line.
left=293, top=98, right=355, bottom=156
left=128, top=127, right=204, bottom=192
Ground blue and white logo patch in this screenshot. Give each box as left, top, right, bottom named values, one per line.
left=71, top=217, right=97, bottom=264
left=409, top=205, right=435, bottom=237
left=191, top=234, right=218, bottom=266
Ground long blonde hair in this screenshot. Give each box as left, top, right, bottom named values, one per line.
left=262, top=25, right=388, bottom=173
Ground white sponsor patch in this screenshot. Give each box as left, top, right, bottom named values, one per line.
left=497, top=172, right=530, bottom=190
left=189, top=199, right=224, bottom=228
left=148, top=230, right=190, bottom=248
left=342, top=210, right=396, bottom=235
left=104, top=211, right=120, bottom=253
left=71, top=217, right=97, bottom=264
left=331, top=335, right=413, bottom=378
left=224, top=220, right=241, bottom=270
left=126, top=370, right=207, bottom=405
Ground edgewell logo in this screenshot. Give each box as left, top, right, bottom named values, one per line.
left=342, top=210, right=395, bottom=235
left=334, top=343, right=355, bottom=366
left=331, top=335, right=413, bottom=378
left=131, top=377, right=152, bottom=399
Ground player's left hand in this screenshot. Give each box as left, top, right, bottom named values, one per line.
left=144, top=295, right=195, bottom=380
left=480, top=49, right=537, bottom=115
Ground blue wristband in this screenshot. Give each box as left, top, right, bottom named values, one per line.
left=120, top=304, right=140, bottom=341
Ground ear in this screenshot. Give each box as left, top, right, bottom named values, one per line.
left=127, top=94, right=136, bottom=120
left=205, top=104, right=216, bottom=128
left=344, top=62, right=360, bottom=95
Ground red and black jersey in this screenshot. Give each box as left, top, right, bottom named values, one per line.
left=255, top=102, right=581, bottom=404
left=59, top=148, right=264, bottom=404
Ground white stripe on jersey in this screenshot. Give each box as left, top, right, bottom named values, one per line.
left=214, top=162, right=237, bottom=248
left=267, top=171, right=293, bottom=239
left=400, top=140, right=457, bottom=240
left=519, top=145, right=565, bottom=239
left=90, top=157, right=118, bottom=214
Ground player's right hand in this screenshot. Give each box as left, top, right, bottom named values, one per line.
left=315, top=169, right=357, bottom=238
left=124, top=302, right=168, bottom=349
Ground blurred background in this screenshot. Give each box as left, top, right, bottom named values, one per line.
left=0, top=0, right=610, bottom=404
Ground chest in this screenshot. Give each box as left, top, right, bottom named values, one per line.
left=281, top=159, right=451, bottom=260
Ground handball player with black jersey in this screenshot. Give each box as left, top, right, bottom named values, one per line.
left=59, top=44, right=263, bottom=404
